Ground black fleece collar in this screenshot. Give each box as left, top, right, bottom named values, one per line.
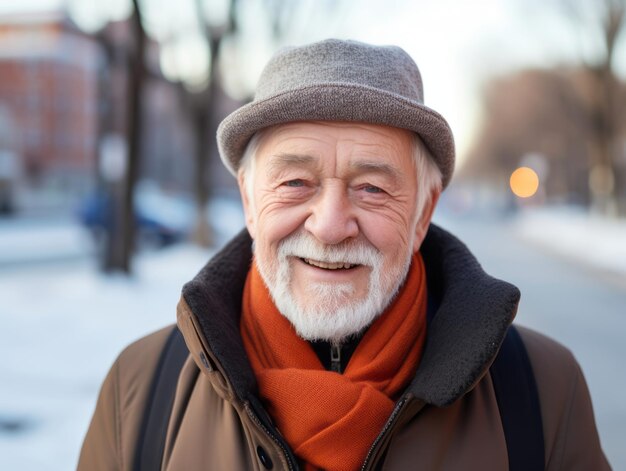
left=181, top=224, right=520, bottom=408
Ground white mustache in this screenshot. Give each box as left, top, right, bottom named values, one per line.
left=277, top=232, right=382, bottom=267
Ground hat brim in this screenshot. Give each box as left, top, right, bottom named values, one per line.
left=217, top=83, right=455, bottom=188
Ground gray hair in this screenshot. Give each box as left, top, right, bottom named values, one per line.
left=238, top=129, right=442, bottom=222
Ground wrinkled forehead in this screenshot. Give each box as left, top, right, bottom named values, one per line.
left=253, top=121, right=416, bottom=167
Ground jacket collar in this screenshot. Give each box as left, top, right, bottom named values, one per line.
left=178, top=224, right=520, bottom=407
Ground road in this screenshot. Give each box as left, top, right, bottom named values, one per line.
left=435, top=211, right=626, bottom=469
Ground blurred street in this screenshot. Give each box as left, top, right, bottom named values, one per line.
left=0, top=207, right=624, bottom=470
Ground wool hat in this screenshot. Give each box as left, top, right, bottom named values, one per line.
left=217, top=38, right=455, bottom=188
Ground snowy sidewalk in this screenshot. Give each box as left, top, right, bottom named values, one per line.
left=0, top=197, right=246, bottom=471
left=0, top=243, right=217, bottom=471
left=0, top=217, right=94, bottom=267
left=514, top=207, right=626, bottom=278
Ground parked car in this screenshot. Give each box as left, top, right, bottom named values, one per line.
left=0, top=150, right=20, bottom=215
left=78, top=182, right=195, bottom=247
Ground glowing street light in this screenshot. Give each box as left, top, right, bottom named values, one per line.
left=510, top=167, right=539, bottom=198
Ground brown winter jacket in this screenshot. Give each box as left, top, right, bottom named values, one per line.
left=78, top=225, right=611, bottom=470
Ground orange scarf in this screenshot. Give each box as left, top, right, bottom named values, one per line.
left=241, top=254, right=427, bottom=471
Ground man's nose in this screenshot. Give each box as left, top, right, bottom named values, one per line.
left=304, top=182, right=358, bottom=245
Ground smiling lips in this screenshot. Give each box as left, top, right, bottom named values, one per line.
left=302, top=258, right=357, bottom=270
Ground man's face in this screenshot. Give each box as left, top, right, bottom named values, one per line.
left=239, top=121, right=436, bottom=343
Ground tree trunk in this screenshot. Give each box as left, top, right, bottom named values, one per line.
left=116, top=1, right=146, bottom=272
left=191, top=101, right=213, bottom=247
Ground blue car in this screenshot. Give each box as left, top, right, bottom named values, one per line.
left=78, top=183, right=195, bottom=247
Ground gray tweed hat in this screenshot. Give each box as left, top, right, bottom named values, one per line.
left=217, top=38, right=455, bottom=188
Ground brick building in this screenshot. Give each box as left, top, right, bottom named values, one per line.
left=0, top=11, right=101, bottom=205
left=0, top=9, right=241, bottom=216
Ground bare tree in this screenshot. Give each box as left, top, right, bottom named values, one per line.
left=560, top=0, right=626, bottom=214
left=112, top=0, right=147, bottom=272
left=90, top=1, right=146, bottom=273
left=184, top=0, right=240, bottom=247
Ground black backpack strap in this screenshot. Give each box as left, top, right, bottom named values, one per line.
left=134, top=326, right=189, bottom=471
left=490, top=325, right=545, bottom=471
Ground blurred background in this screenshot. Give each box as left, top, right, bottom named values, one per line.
left=0, top=0, right=625, bottom=469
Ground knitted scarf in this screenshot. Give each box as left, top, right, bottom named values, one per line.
left=241, top=254, right=427, bottom=471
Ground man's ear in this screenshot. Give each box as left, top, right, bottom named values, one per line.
left=238, top=170, right=256, bottom=239
left=412, top=189, right=440, bottom=252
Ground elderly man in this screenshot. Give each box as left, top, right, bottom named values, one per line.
left=79, top=39, right=609, bottom=471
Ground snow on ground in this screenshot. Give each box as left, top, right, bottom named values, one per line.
left=0, top=216, right=95, bottom=266
left=0, top=244, right=221, bottom=470
left=0, top=197, right=245, bottom=471
left=515, top=206, right=626, bottom=278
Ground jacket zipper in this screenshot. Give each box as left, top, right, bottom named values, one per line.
left=245, top=402, right=298, bottom=471
left=360, top=396, right=411, bottom=471
left=330, top=344, right=342, bottom=373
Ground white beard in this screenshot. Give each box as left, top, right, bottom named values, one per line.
left=254, top=231, right=413, bottom=344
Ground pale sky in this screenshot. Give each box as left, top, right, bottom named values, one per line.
left=2, top=0, right=625, bottom=168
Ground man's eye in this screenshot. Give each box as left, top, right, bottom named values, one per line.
left=283, top=179, right=305, bottom=187
left=364, top=185, right=383, bottom=194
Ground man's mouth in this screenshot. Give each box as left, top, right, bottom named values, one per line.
left=301, top=258, right=358, bottom=270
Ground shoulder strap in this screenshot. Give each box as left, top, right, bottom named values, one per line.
left=134, top=326, right=189, bottom=471
left=490, top=325, right=545, bottom=471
